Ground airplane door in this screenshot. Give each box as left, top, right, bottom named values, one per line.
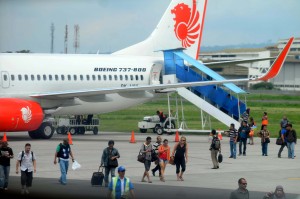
left=1, top=71, right=10, bottom=88
left=150, top=63, right=162, bottom=85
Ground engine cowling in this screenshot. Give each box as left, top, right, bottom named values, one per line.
left=0, top=98, right=44, bottom=132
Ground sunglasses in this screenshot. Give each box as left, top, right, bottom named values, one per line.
left=241, top=183, right=247, bottom=185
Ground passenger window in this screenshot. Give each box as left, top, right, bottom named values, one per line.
left=98, top=75, right=101, bottom=81
left=25, top=75, right=28, bottom=81
left=92, top=75, right=96, bottom=81
left=120, top=75, right=123, bottom=81
left=31, top=75, right=34, bottom=81
left=11, top=75, right=15, bottom=81
left=73, top=75, right=77, bottom=81
left=130, top=75, right=133, bottom=81
left=125, top=75, right=128, bottom=81
left=103, top=75, right=107, bottom=81
left=18, top=75, right=22, bottom=81
left=140, top=75, right=143, bottom=81
left=109, top=75, right=112, bottom=81
left=3, top=74, right=8, bottom=81
left=114, top=75, right=118, bottom=80
left=61, top=75, right=65, bottom=81
left=68, top=75, right=71, bottom=81
left=86, top=75, right=90, bottom=81
left=49, top=75, right=52, bottom=81
left=80, top=75, right=83, bottom=81
left=55, top=75, right=59, bottom=81
left=43, top=74, right=47, bottom=81
left=37, top=75, right=41, bottom=81
left=135, top=75, right=138, bottom=81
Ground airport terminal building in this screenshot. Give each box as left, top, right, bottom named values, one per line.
left=199, top=37, right=300, bottom=91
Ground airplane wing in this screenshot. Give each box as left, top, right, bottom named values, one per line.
left=30, top=37, right=294, bottom=100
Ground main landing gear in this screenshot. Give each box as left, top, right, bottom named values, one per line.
left=28, top=121, right=55, bottom=139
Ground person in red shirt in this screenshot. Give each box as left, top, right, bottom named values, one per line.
left=158, top=139, right=170, bottom=182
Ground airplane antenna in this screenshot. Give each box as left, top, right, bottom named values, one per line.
left=50, top=23, right=55, bottom=53
left=64, top=24, right=68, bottom=54
left=74, top=24, right=80, bottom=54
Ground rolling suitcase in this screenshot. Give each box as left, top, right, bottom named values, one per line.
left=91, top=166, right=104, bottom=186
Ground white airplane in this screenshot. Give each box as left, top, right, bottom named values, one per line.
left=0, top=0, right=294, bottom=139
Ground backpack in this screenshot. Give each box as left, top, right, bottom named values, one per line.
left=20, top=151, right=34, bottom=166
left=57, top=143, right=70, bottom=158
left=212, top=137, right=221, bottom=150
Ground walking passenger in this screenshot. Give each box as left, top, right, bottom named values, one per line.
left=263, top=185, right=286, bottom=199
left=280, top=116, right=289, bottom=130
left=140, top=137, right=152, bottom=183
left=54, top=139, right=75, bottom=185
left=152, top=136, right=162, bottom=177
left=210, top=129, right=221, bottom=169
left=226, top=123, right=238, bottom=159
left=0, top=141, right=14, bottom=191
left=285, top=123, right=297, bottom=159
left=278, top=128, right=287, bottom=158
left=248, top=117, right=256, bottom=145
left=171, top=136, right=188, bottom=181
left=16, top=143, right=36, bottom=195
left=158, top=139, right=170, bottom=182
left=238, top=121, right=250, bottom=156
left=257, top=125, right=270, bottom=156
left=101, top=140, right=120, bottom=187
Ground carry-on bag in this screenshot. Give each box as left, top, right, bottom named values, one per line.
left=91, top=166, right=104, bottom=186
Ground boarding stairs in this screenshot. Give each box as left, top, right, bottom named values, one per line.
left=163, top=50, right=247, bottom=128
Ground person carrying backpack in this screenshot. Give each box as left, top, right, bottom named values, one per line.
left=209, top=129, right=221, bottom=169
left=285, top=123, right=297, bottom=159
left=16, top=143, right=36, bottom=195
left=54, top=139, right=75, bottom=185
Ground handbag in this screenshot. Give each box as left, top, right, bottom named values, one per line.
left=169, top=156, right=175, bottom=165
left=276, top=137, right=283, bottom=145
left=218, top=153, right=223, bottom=163
left=137, top=153, right=145, bottom=163
left=265, top=138, right=270, bottom=143
left=108, top=149, right=118, bottom=167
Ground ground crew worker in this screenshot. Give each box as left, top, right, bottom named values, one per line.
left=107, top=166, right=135, bottom=199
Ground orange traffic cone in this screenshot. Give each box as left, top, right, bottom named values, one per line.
left=130, top=131, right=136, bottom=143
left=2, top=132, right=7, bottom=142
left=68, top=132, right=73, bottom=145
left=218, top=130, right=223, bottom=140
left=175, top=131, right=179, bottom=142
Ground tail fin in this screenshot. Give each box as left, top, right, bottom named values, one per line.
left=113, top=0, right=207, bottom=60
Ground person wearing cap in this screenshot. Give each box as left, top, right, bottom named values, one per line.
left=54, top=139, right=75, bottom=185
left=263, top=185, right=286, bottom=199
left=0, top=141, right=14, bottom=191
left=230, top=178, right=249, bottom=199
left=238, top=120, right=250, bottom=156
left=101, top=140, right=120, bottom=187
left=108, top=166, right=135, bottom=199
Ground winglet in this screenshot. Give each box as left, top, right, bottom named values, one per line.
left=259, top=37, right=294, bottom=81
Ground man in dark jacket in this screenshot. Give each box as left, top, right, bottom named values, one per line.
left=285, top=123, right=297, bottom=159
left=238, top=121, right=250, bottom=156
left=0, top=141, right=14, bottom=190
left=101, top=140, right=120, bottom=187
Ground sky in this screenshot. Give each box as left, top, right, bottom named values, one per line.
left=0, top=0, right=299, bottom=54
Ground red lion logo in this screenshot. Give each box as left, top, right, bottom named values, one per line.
left=171, top=0, right=200, bottom=48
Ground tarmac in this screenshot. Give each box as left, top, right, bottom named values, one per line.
left=1, top=131, right=300, bottom=199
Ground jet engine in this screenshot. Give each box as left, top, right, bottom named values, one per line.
left=0, top=98, right=44, bottom=132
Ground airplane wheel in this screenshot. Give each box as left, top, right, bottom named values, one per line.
left=69, top=127, right=77, bottom=135
left=140, top=128, right=147, bottom=133
left=28, top=130, right=42, bottom=139
left=93, top=127, right=98, bottom=135
left=39, top=122, right=55, bottom=139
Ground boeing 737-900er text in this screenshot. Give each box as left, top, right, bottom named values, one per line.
left=0, top=0, right=294, bottom=139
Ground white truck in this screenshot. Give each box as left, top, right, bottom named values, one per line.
left=138, top=115, right=176, bottom=135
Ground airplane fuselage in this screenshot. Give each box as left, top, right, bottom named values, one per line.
left=0, top=53, right=164, bottom=115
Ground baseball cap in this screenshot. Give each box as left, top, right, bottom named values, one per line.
left=118, top=166, right=126, bottom=172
